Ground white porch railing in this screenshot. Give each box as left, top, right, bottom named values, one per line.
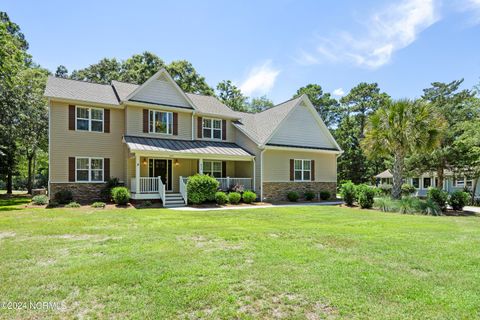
left=181, top=176, right=252, bottom=191
left=131, top=177, right=165, bottom=202
left=158, top=177, right=165, bottom=204
left=179, top=176, right=188, bottom=204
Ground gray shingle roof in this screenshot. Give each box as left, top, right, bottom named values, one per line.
left=185, top=93, right=239, bottom=118
left=124, top=135, right=253, bottom=157
left=111, top=80, right=139, bottom=101
left=45, top=76, right=120, bottom=105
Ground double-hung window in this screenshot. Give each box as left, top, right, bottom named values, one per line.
left=423, top=177, right=431, bottom=189
left=455, top=177, right=469, bottom=188
left=149, top=110, right=173, bottom=134
left=294, top=159, right=311, bottom=181
left=76, top=106, right=103, bottom=132
left=203, top=118, right=222, bottom=140
left=203, top=161, right=222, bottom=178
left=76, top=157, right=104, bottom=182
left=412, top=178, right=420, bottom=188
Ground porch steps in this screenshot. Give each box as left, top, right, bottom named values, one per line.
left=164, top=193, right=186, bottom=208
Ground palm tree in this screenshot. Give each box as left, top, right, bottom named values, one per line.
left=362, top=99, right=445, bottom=199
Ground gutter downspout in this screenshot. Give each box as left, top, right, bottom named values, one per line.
left=47, top=98, right=51, bottom=198
left=260, top=148, right=265, bottom=201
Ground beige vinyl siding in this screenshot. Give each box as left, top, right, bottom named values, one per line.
left=234, top=130, right=261, bottom=194
left=269, top=103, right=336, bottom=149
left=263, top=149, right=337, bottom=182
left=194, top=116, right=236, bottom=142
left=130, top=74, right=191, bottom=108
left=49, top=101, right=125, bottom=182
left=125, top=105, right=192, bottom=140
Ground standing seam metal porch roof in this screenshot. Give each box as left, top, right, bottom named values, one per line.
left=124, top=135, right=253, bottom=157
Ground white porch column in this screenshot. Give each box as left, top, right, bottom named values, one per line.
left=135, top=154, right=140, bottom=194
left=199, top=158, right=203, bottom=174
left=252, top=158, right=256, bottom=192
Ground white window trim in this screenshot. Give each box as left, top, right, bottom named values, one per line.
left=202, top=117, right=223, bottom=140
left=75, top=106, right=104, bottom=132
left=203, top=160, right=223, bottom=178
left=454, top=177, right=472, bottom=188
left=294, top=159, right=312, bottom=182
left=422, top=177, right=432, bottom=190
left=75, top=157, right=104, bottom=183
left=411, top=178, right=420, bottom=189
left=149, top=110, right=173, bottom=135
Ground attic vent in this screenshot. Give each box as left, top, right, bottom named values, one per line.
left=157, top=74, right=169, bottom=82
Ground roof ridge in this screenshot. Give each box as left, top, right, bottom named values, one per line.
left=111, top=79, right=139, bottom=85
left=48, top=75, right=113, bottom=87
left=257, top=95, right=302, bottom=114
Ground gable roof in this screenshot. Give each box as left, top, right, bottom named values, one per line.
left=44, top=76, right=120, bottom=106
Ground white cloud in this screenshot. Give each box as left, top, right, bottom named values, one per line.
left=239, top=61, right=280, bottom=96
left=298, top=0, right=440, bottom=69
left=462, top=0, right=480, bottom=24
left=333, top=88, right=345, bottom=96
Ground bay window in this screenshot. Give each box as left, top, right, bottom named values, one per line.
left=149, top=110, right=173, bottom=134
left=76, top=106, right=103, bottom=132
left=203, top=118, right=222, bottom=140
left=294, top=159, right=311, bottom=181
left=76, top=157, right=104, bottom=182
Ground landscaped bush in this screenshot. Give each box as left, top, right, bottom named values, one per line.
left=378, top=183, right=392, bottom=196
left=340, top=181, right=356, bottom=206
left=427, top=187, right=448, bottom=211
left=420, top=198, right=441, bottom=216
left=54, top=189, right=73, bottom=204
left=398, top=197, right=422, bottom=214
left=242, top=191, right=257, bottom=204
left=374, top=197, right=398, bottom=212
left=374, top=197, right=441, bottom=216
left=287, top=191, right=299, bottom=202
left=101, top=177, right=121, bottom=201
left=65, top=201, right=81, bottom=208
left=319, top=190, right=331, bottom=200
left=32, top=195, right=48, bottom=205
left=111, top=186, right=130, bottom=205
left=401, top=184, right=416, bottom=196
left=228, top=192, right=241, bottom=204
left=215, top=191, right=228, bottom=205
left=448, top=190, right=470, bottom=211
left=187, top=174, right=219, bottom=204
left=355, top=184, right=375, bottom=209
left=46, top=200, right=59, bottom=208
left=91, top=201, right=106, bottom=208
left=304, top=191, right=316, bottom=201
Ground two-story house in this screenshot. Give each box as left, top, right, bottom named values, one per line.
left=44, top=69, right=342, bottom=207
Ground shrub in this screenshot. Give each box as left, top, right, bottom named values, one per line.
left=46, top=200, right=59, bottom=208
left=374, top=197, right=398, bottom=212
left=398, top=197, right=422, bottom=214
left=32, top=195, right=48, bottom=205
left=304, top=191, right=316, bottom=201
left=101, top=177, right=121, bottom=201
left=319, top=191, right=331, bottom=200
left=378, top=183, right=392, bottom=196
left=91, top=201, right=106, bottom=208
left=142, top=201, right=152, bottom=207
left=427, top=188, right=448, bottom=211
left=54, top=189, right=73, bottom=204
left=420, top=198, right=442, bottom=216
left=111, top=186, right=130, bottom=205
left=340, top=181, right=356, bottom=206
left=401, top=184, right=416, bottom=196
left=215, top=191, right=228, bottom=205
left=242, top=191, right=257, bottom=204
left=65, top=201, right=81, bottom=208
left=355, top=184, right=375, bottom=209
left=287, top=191, right=299, bottom=202
left=187, top=174, right=219, bottom=205
left=448, top=191, right=470, bottom=211
left=228, top=192, right=241, bottom=204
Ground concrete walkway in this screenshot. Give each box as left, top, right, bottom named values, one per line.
left=169, top=201, right=343, bottom=211
left=465, top=206, right=480, bottom=214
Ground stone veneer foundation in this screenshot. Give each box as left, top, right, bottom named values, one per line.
left=49, top=183, right=106, bottom=203
left=262, top=182, right=337, bottom=202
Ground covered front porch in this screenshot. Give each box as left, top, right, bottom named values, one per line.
left=123, top=136, right=255, bottom=205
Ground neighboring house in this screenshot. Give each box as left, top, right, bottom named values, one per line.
left=375, top=169, right=480, bottom=197
left=44, top=69, right=342, bottom=207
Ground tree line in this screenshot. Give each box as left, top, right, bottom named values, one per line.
left=1, top=11, right=479, bottom=201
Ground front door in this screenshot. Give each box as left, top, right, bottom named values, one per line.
left=149, top=159, right=172, bottom=191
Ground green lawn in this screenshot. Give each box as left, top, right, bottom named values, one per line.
left=1, top=198, right=480, bottom=319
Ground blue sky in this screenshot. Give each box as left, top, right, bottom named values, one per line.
left=3, top=0, right=480, bottom=103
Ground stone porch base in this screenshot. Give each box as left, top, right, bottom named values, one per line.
left=49, top=182, right=106, bottom=203
left=262, top=181, right=337, bottom=202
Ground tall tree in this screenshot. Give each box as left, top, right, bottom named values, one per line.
left=166, top=60, right=214, bottom=95
left=0, top=12, right=30, bottom=194
left=248, top=95, right=274, bottom=113
left=340, top=82, right=390, bottom=136
left=55, top=65, right=68, bottom=78
left=293, top=84, right=340, bottom=128
left=70, top=58, right=122, bottom=84
left=216, top=80, right=248, bottom=112
left=362, top=99, right=444, bottom=199
left=411, top=80, right=475, bottom=187
left=121, top=51, right=165, bottom=84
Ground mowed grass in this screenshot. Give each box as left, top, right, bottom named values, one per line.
left=0, top=199, right=480, bottom=319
